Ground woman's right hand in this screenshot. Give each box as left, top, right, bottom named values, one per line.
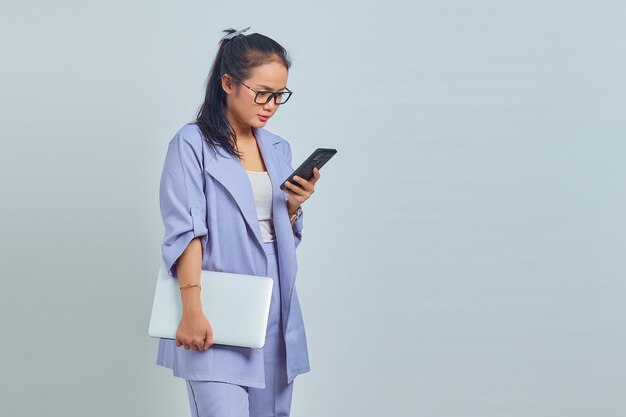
left=175, top=310, right=214, bottom=350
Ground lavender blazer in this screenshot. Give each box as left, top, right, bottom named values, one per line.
left=155, top=123, right=310, bottom=388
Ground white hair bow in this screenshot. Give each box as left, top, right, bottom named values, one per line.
left=222, top=26, right=251, bottom=40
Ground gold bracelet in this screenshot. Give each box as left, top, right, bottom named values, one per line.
left=179, top=284, right=201, bottom=290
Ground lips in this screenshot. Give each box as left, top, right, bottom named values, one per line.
left=258, top=114, right=270, bottom=120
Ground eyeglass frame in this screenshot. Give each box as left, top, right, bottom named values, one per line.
left=222, top=72, right=293, bottom=105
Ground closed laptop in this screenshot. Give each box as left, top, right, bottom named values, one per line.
left=148, top=265, right=273, bottom=349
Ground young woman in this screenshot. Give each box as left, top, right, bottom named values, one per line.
left=156, top=26, right=321, bottom=417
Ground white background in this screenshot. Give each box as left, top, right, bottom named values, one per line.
left=1, top=1, right=625, bottom=416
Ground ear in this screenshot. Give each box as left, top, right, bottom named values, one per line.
left=221, top=74, right=236, bottom=95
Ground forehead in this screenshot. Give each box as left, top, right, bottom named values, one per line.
left=246, top=61, right=288, bottom=90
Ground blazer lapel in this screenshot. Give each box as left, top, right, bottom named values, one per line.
left=203, top=128, right=286, bottom=255
left=204, top=127, right=298, bottom=335
left=257, top=127, right=293, bottom=252
left=258, top=129, right=299, bottom=326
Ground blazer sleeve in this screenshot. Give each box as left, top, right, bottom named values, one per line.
left=159, top=131, right=209, bottom=278
left=279, top=139, right=304, bottom=249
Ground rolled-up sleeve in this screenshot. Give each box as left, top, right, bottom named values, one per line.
left=291, top=203, right=304, bottom=249
left=159, top=132, right=208, bottom=278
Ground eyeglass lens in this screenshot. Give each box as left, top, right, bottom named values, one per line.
left=255, top=91, right=291, bottom=105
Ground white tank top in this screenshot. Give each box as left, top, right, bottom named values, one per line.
left=245, top=170, right=276, bottom=242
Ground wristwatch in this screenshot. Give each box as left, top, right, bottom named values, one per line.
left=289, top=206, right=303, bottom=224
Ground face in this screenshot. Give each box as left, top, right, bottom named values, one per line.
left=221, top=60, right=289, bottom=131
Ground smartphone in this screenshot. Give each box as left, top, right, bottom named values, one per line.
left=280, top=148, right=337, bottom=190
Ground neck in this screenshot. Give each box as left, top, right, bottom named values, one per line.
left=227, top=112, right=257, bottom=144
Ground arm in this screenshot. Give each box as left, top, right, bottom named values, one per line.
left=159, top=129, right=216, bottom=350
left=176, top=237, right=203, bottom=313
left=159, top=131, right=209, bottom=311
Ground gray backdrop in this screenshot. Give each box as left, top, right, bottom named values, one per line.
left=1, top=1, right=625, bottom=416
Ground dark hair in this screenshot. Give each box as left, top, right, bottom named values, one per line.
left=193, top=28, right=292, bottom=159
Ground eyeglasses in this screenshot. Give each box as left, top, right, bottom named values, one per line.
left=224, top=72, right=293, bottom=105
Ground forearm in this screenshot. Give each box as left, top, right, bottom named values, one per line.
left=177, top=237, right=203, bottom=314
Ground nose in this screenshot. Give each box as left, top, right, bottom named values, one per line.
left=262, top=98, right=278, bottom=112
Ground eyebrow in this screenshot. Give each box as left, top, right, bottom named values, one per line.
left=256, top=84, right=288, bottom=91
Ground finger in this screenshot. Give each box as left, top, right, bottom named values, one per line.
left=291, top=177, right=315, bottom=198
left=290, top=177, right=312, bottom=195
left=285, top=179, right=305, bottom=192
left=203, top=334, right=211, bottom=350
left=284, top=180, right=307, bottom=196
left=292, top=175, right=313, bottom=190
left=311, top=168, right=321, bottom=184
left=300, top=174, right=319, bottom=191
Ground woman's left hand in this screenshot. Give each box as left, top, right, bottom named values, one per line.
left=283, top=167, right=321, bottom=214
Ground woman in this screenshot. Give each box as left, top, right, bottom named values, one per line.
left=156, top=26, right=321, bottom=417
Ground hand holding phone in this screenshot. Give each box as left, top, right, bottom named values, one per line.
left=280, top=148, right=337, bottom=190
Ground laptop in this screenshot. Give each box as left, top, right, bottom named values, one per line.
left=148, top=265, right=273, bottom=349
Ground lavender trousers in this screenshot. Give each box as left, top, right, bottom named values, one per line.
left=184, top=240, right=295, bottom=417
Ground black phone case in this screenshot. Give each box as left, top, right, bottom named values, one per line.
left=279, top=148, right=337, bottom=190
